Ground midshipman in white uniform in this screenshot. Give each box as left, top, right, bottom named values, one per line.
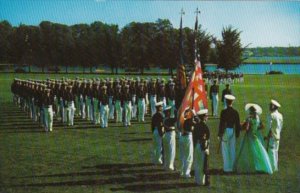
left=218, top=94, right=241, bottom=172
left=162, top=106, right=177, bottom=171
left=151, top=101, right=164, bottom=165
left=266, top=99, right=283, bottom=172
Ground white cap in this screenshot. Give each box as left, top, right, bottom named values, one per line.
left=155, top=101, right=164, bottom=107
left=184, top=107, right=195, bottom=115
left=271, top=99, right=281, bottom=108
left=245, top=103, right=262, bottom=115
left=197, top=109, right=208, bottom=116
left=164, top=106, right=172, bottom=111
left=225, top=94, right=236, bottom=101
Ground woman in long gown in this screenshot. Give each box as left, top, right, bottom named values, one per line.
left=234, top=103, right=273, bottom=174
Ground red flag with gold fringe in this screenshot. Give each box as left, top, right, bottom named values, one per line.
left=177, top=59, right=208, bottom=129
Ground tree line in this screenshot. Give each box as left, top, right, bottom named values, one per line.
left=0, top=19, right=244, bottom=74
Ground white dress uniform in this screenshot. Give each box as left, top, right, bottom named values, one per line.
left=267, top=100, right=283, bottom=172
left=193, top=109, right=210, bottom=186
left=218, top=95, right=241, bottom=172
left=137, top=85, right=146, bottom=122
left=65, top=89, right=76, bottom=126
left=151, top=102, right=164, bottom=165
left=180, top=115, right=195, bottom=178
left=43, top=90, right=54, bottom=132
left=114, top=87, right=123, bottom=123
left=123, top=86, right=132, bottom=127
left=209, top=83, right=219, bottom=117
left=162, top=110, right=176, bottom=171
left=99, top=87, right=109, bottom=128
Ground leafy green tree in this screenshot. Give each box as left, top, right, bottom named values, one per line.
left=216, top=26, right=243, bottom=72
left=0, top=20, right=13, bottom=64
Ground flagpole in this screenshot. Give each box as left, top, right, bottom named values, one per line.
left=194, top=7, right=201, bottom=62
left=179, top=8, right=185, bottom=66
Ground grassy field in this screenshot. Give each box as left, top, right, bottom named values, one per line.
left=0, top=73, right=299, bottom=193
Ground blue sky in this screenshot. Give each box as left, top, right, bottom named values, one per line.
left=0, top=0, right=299, bottom=47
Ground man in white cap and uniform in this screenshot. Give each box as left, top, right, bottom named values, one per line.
left=151, top=101, right=164, bottom=164
left=218, top=94, right=241, bottom=173
left=209, top=80, right=219, bottom=117
left=193, top=108, right=210, bottom=186
left=162, top=106, right=177, bottom=171
left=99, top=85, right=109, bottom=128
left=266, top=99, right=283, bottom=172
left=122, top=85, right=132, bottom=127
left=180, top=107, right=196, bottom=178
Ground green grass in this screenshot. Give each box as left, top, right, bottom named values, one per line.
left=0, top=73, right=300, bottom=193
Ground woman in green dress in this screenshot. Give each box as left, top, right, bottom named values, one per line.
left=234, top=103, right=273, bottom=174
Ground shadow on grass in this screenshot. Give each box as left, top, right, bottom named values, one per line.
left=111, top=182, right=197, bottom=192
left=120, top=138, right=152, bottom=142
left=13, top=163, right=188, bottom=190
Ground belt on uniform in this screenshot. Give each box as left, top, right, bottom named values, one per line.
left=45, top=105, right=52, bottom=108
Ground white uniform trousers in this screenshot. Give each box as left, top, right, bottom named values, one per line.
left=178, top=132, right=185, bottom=174
left=181, top=132, right=193, bottom=177
left=194, top=143, right=206, bottom=185
left=138, top=98, right=145, bottom=122
left=54, top=96, right=59, bottom=119
left=115, top=100, right=122, bottom=123
left=150, top=95, right=157, bottom=116
left=152, top=128, right=163, bottom=164
left=67, top=101, right=75, bottom=126
left=87, top=98, right=94, bottom=122
left=44, top=106, right=53, bottom=132
left=145, top=93, right=149, bottom=115
left=93, top=99, right=100, bottom=124
left=168, top=99, right=176, bottom=118
left=80, top=97, right=86, bottom=119
left=163, top=130, right=176, bottom=170
left=212, top=93, right=219, bottom=116
left=108, top=96, right=115, bottom=120
left=124, top=101, right=132, bottom=127
left=86, top=98, right=91, bottom=121
left=268, top=137, right=280, bottom=172
left=30, top=98, right=35, bottom=119
left=75, top=96, right=81, bottom=117
left=59, top=99, right=66, bottom=123
left=100, top=104, right=109, bottom=128
left=221, top=128, right=236, bottom=172
left=131, top=95, right=137, bottom=119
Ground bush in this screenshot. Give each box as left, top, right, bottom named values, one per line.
left=14, top=68, right=26, bottom=73
left=266, top=71, right=283, bottom=75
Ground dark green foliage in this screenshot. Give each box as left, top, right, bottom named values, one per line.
left=215, top=26, right=243, bottom=72
left=0, top=19, right=212, bottom=73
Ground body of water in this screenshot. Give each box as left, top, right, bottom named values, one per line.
left=205, top=64, right=300, bottom=74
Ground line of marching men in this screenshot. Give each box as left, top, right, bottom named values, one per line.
left=11, top=77, right=180, bottom=132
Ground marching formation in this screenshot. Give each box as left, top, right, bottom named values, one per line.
left=10, top=76, right=185, bottom=131
left=151, top=95, right=283, bottom=186
left=10, top=77, right=283, bottom=186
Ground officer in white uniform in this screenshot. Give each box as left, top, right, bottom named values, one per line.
left=162, top=106, right=177, bottom=171
left=180, top=108, right=196, bottom=178
left=266, top=99, right=283, bottom=172
left=218, top=94, right=241, bottom=172
left=193, top=109, right=210, bottom=186
left=151, top=101, right=164, bottom=165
